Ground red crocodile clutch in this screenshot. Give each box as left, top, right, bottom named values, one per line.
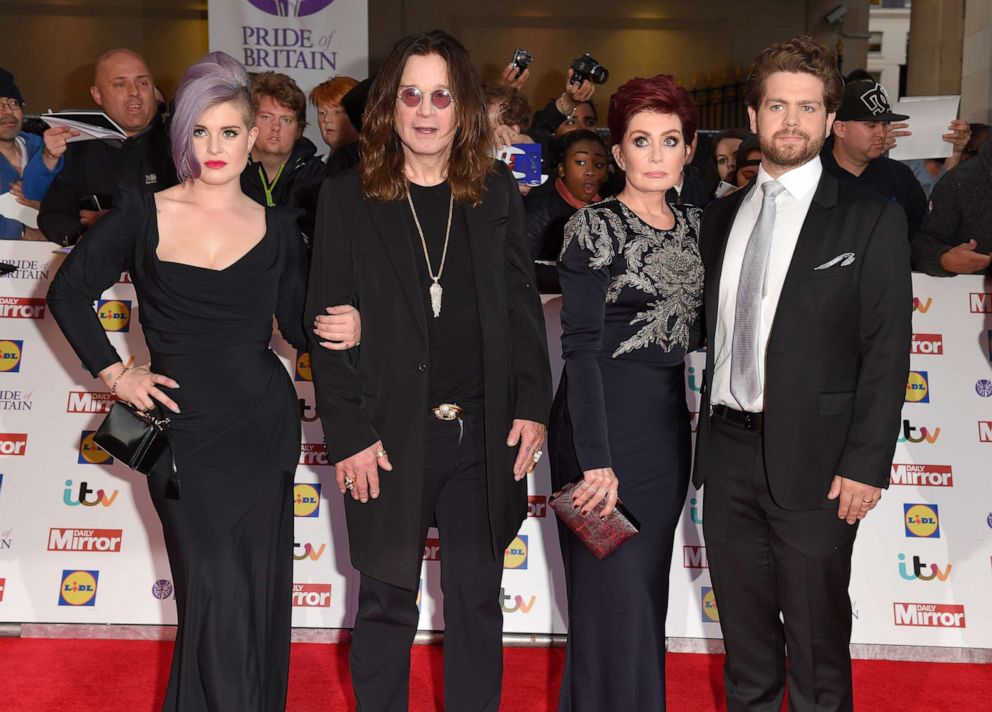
left=549, top=479, right=641, bottom=559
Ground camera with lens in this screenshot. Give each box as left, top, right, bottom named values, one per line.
left=570, top=53, right=609, bottom=85
left=510, top=48, right=533, bottom=76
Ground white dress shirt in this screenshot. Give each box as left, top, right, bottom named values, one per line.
left=711, top=157, right=823, bottom=412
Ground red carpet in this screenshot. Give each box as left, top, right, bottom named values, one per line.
left=0, top=638, right=988, bottom=710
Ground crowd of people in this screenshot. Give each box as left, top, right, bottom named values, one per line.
left=0, top=25, right=986, bottom=712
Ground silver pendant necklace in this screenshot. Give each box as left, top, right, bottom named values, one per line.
left=406, top=184, right=454, bottom=318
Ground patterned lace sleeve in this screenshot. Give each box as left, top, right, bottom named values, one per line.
left=561, top=205, right=619, bottom=269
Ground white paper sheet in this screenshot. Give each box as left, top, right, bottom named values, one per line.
left=0, top=191, right=39, bottom=228
left=888, top=95, right=961, bottom=161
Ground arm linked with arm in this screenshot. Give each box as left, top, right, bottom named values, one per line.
left=502, top=165, right=553, bottom=425
left=305, top=180, right=379, bottom=463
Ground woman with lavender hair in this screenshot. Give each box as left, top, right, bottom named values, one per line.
left=48, top=52, right=317, bottom=710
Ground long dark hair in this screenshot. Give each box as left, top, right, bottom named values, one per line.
left=359, top=30, right=493, bottom=205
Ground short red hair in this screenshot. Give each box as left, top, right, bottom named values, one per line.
left=607, top=74, right=699, bottom=147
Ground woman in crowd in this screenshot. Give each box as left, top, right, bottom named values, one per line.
left=525, top=129, right=609, bottom=292
left=309, top=75, right=359, bottom=156
left=48, top=52, right=334, bottom=711
left=733, top=133, right=762, bottom=187
left=306, top=30, right=551, bottom=711
left=711, top=127, right=751, bottom=185
left=550, top=74, right=704, bottom=711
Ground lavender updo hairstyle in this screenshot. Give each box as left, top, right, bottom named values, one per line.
left=170, top=52, right=254, bottom=183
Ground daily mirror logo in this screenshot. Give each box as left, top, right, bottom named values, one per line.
left=48, top=528, right=122, bottom=552
left=893, top=602, right=965, bottom=628
left=292, top=582, right=331, bottom=607
left=890, top=464, right=953, bottom=487
left=0, top=297, right=45, bottom=319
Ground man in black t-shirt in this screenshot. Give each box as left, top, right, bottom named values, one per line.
left=820, top=80, right=926, bottom=242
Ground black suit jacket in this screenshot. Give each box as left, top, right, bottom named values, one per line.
left=306, top=162, right=552, bottom=589
left=692, top=170, right=912, bottom=510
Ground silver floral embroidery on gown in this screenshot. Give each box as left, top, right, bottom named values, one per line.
left=561, top=197, right=704, bottom=357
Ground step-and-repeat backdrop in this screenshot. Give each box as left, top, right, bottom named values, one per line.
left=0, top=241, right=988, bottom=648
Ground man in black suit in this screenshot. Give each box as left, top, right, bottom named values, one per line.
left=694, top=37, right=911, bottom=711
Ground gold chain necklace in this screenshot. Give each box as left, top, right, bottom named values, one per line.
left=406, top=185, right=454, bottom=318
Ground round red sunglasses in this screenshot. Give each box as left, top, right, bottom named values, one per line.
left=397, top=86, right=454, bottom=110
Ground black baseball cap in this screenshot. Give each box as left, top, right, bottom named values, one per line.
left=836, top=80, right=909, bottom=122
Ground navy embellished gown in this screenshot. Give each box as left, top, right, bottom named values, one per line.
left=47, top=188, right=308, bottom=711
left=550, top=197, right=704, bottom=711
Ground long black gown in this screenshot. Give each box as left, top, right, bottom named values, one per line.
left=550, top=197, right=704, bottom=711
left=47, top=187, right=308, bottom=711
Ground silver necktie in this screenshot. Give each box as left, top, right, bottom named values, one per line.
left=730, top=179, right=786, bottom=408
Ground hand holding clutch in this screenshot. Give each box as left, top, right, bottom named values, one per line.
left=549, top=478, right=640, bottom=559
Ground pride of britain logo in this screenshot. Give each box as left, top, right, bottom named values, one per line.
left=248, top=0, right=334, bottom=16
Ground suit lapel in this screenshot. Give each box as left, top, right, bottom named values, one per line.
left=704, top=188, right=749, bottom=350
left=775, top=171, right=839, bottom=310
left=369, top=198, right=428, bottom=336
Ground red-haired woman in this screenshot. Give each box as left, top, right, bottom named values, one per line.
left=549, top=74, right=704, bottom=711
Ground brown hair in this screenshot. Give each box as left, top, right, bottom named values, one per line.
left=359, top=30, right=494, bottom=205
left=309, top=76, right=359, bottom=108
left=250, top=71, right=307, bottom=128
left=483, top=84, right=532, bottom=132
left=745, top=35, right=843, bottom=114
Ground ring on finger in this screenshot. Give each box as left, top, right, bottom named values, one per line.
left=532, top=449, right=543, bottom=464
left=376, top=448, right=387, bottom=459
left=344, top=476, right=355, bottom=491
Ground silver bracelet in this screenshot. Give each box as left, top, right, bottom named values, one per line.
left=110, top=364, right=131, bottom=396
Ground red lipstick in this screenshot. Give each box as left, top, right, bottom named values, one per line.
left=204, top=160, right=227, bottom=169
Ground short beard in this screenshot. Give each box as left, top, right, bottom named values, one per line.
left=759, top=128, right=824, bottom=171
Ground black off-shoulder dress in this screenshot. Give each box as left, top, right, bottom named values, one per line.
left=47, top=188, right=308, bottom=712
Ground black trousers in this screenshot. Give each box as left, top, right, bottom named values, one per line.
left=349, top=405, right=504, bottom=712
left=702, top=415, right=859, bottom=712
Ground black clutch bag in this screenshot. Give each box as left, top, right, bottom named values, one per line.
left=549, top=479, right=641, bottom=559
left=93, top=401, right=172, bottom=476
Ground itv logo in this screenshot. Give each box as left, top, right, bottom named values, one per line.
left=898, top=554, right=951, bottom=582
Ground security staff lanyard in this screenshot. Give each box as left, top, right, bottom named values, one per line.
left=257, top=161, right=286, bottom=207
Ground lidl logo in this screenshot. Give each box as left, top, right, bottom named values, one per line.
left=504, top=535, right=528, bottom=570
left=910, top=334, right=942, bottom=355
left=78, top=431, right=113, bottom=465
left=96, top=299, right=131, bottom=332
left=893, top=602, right=965, bottom=628
left=905, top=371, right=929, bottom=403
left=295, top=351, right=312, bottom=381
left=0, top=339, right=23, bottom=372
left=0, top=433, right=27, bottom=456
left=904, top=503, right=940, bottom=538
left=59, top=570, right=98, bottom=606
left=0, top=297, right=46, bottom=319
left=701, top=586, right=719, bottom=623
left=293, top=482, right=321, bottom=517
left=527, top=495, right=547, bottom=518
left=292, top=582, right=331, bottom=607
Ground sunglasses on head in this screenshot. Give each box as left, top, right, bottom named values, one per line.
left=397, top=86, right=454, bottom=110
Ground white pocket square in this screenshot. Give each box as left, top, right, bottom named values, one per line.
left=814, top=252, right=856, bottom=270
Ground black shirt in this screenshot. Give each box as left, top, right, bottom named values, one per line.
left=405, top=181, right=484, bottom=403
left=820, top=136, right=927, bottom=242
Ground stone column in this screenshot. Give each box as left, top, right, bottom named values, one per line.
left=961, top=0, right=992, bottom=123
left=906, top=0, right=964, bottom=96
